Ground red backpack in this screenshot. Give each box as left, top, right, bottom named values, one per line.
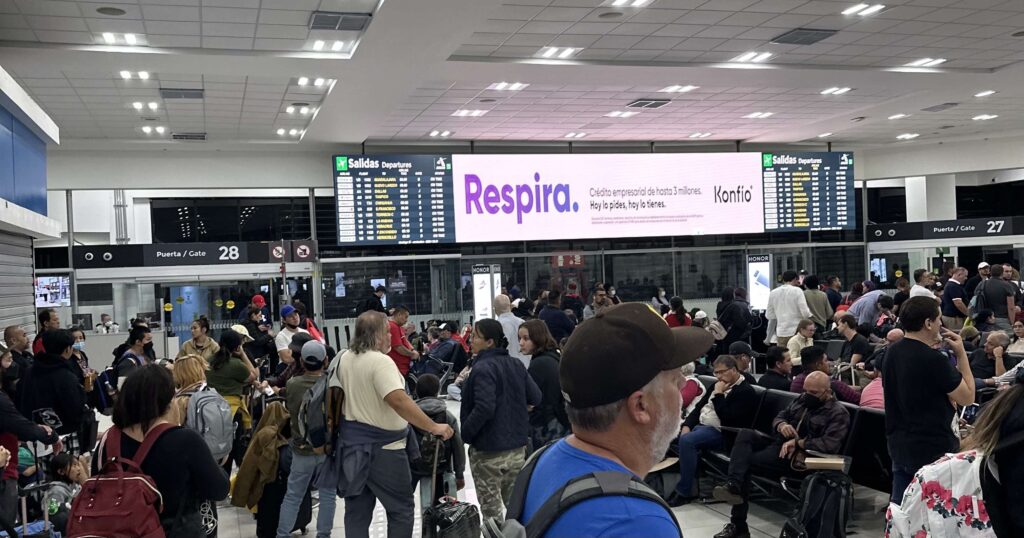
left=67, top=424, right=173, bottom=538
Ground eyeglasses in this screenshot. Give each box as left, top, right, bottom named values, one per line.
left=713, top=369, right=734, bottom=376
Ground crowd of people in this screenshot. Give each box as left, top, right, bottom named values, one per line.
left=0, top=260, right=1021, bottom=538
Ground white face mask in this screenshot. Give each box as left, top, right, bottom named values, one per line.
left=659, top=292, right=666, bottom=298
left=609, top=290, right=616, bottom=297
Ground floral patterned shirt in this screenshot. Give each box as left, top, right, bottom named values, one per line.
left=886, top=450, right=995, bottom=537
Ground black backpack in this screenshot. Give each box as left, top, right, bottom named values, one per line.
left=410, top=407, right=451, bottom=476
left=780, top=471, right=853, bottom=538
left=482, top=443, right=683, bottom=538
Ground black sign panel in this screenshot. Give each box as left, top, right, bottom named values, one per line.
left=333, top=154, right=456, bottom=246
left=762, top=152, right=854, bottom=232
left=143, top=243, right=250, bottom=266
left=868, top=218, right=1020, bottom=242
left=74, top=241, right=317, bottom=269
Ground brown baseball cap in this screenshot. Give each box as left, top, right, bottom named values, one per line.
left=559, top=302, right=713, bottom=409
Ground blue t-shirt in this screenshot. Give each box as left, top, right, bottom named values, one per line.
left=521, top=439, right=679, bottom=538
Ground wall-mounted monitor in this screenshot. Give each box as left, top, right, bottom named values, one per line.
left=34, top=276, right=70, bottom=307
left=332, top=151, right=854, bottom=246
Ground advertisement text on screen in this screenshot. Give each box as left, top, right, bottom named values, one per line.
left=464, top=172, right=578, bottom=224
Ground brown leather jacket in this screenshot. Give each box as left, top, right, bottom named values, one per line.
left=230, top=401, right=289, bottom=509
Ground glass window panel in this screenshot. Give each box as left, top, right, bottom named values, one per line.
left=322, top=259, right=432, bottom=318
left=604, top=252, right=673, bottom=306
left=675, top=250, right=746, bottom=301
left=814, top=246, right=866, bottom=290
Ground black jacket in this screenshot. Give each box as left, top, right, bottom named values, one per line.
left=241, top=319, right=277, bottom=362
left=719, top=299, right=753, bottom=344
left=0, top=391, right=57, bottom=444
left=460, top=348, right=542, bottom=452
left=683, top=378, right=758, bottom=431
left=527, top=349, right=569, bottom=431
left=538, top=305, right=575, bottom=343
left=358, top=295, right=386, bottom=315
left=758, top=370, right=793, bottom=392
left=18, top=353, right=87, bottom=435
left=772, top=395, right=851, bottom=454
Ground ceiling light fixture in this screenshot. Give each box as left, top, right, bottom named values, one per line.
left=132, top=102, right=143, bottom=110
left=744, top=112, right=774, bottom=118
left=331, top=40, right=344, bottom=51
left=137, top=71, right=149, bottom=80
left=155, top=126, right=165, bottom=134
left=604, top=111, right=638, bottom=118
left=299, top=107, right=309, bottom=115
left=142, top=126, right=152, bottom=134
left=843, top=3, right=884, bottom=15
left=906, top=58, right=946, bottom=67
left=429, top=130, right=453, bottom=138
left=540, top=47, right=580, bottom=59
left=147, top=102, right=158, bottom=111
left=821, top=87, right=852, bottom=95
left=277, top=128, right=285, bottom=136
left=124, top=33, right=137, bottom=45
left=973, top=114, right=998, bottom=121
left=859, top=4, right=885, bottom=15
left=974, top=90, right=997, bottom=97
left=689, top=132, right=712, bottom=138
left=97, top=7, right=127, bottom=16
left=289, top=129, right=299, bottom=136
left=286, top=106, right=295, bottom=114
left=565, top=132, right=586, bottom=138
left=313, top=40, right=325, bottom=51
left=897, top=133, right=919, bottom=140
left=119, top=70, right=131, bottom=80
left=732, top=51, right=772, bottom=63
left=103, top=32, right=116, bottom=44
left=842, top=3, right=868, bottom=14
left=452, top=109, right=488, bottom=117
left=488, top=82, right=529, bottom=91
left=659, top=85, right=698, bottom=93
left=297, top=77, right=309, bottom=86
left=314, top=78, right=325, bottom=87
left=818, top=132, right=833, bottom=138
left=888, top=113, right=908, bottom=120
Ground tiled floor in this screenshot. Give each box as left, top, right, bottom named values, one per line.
left=213, top=400, right=890, bottom=537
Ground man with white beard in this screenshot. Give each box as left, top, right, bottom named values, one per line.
left=507, top=303, right=710, bottom=537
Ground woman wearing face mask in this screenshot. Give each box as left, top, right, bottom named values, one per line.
left=518, top=320, right=568, bottom=452
left=461, top=319, right=542, bottom=522
left=606, top=285, right=621, bottom=305
left=177, top=317, right=220, bottom=363
left=888, top=369, right=1024, bottom=537
left=651, top=287, right=671, bottom=315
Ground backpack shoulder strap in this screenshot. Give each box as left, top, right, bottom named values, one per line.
left=523, top=471, right=682, bottom=538
left=504, top=442, right=556, bottom=522
left=131, top=423, right=176, bottom=466
left=102, top=426, right=122, bottom=463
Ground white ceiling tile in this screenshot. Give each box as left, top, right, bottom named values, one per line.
left=478, top=19, right=526, bottom=33
left=534, top=7, right=592, bottom=22
left=254, top=24, right=308, bottom=39
left=257, top=9, right=310, bottom=26
left=633, top=36, right=683, bottom=50
left=673, top=37, right=726, bottom=50
left=260, top=0, right=320, bottom=9
left=202, top=22, right=256, bottom=37
left=591, top=34, right=644, bottom=48
left=761, top=13, right=820, bottom=28
left=609, top=22, right=664, bottom=35
left=653, top=24, right=707, bottom=37
left=203, top=0, right=260, bottom=7
left=252, top=37, right=307, bottom=50
left=745, top=0, right=811, bottom=13
left=84, top=18, right=147, bottom=33
left=146, top=34, right=201, bottom=47
left=14, top=0, right=81, bottom=17
left=0, top=13, right=26, bottom=27
left=25, top=15, right=89, bottom=31
left=202, top=7, right=258, bottom=23
left=564, top=21, right=618, bottom=34
left=467, top=32, right=510, bottom=46
left=625, top=9, right=688, bottom=24
left=694, top=25, right=749, bottom=38
left=144, top=20, right=200, bottom=35
left=676, top=10, right=732, bottom=25
left=617, top=49, right=662, bottom=60
left=34, top=30, right=93, bottom=43
left=201, top=36, right=252, bottom=48
left=492, top=5, right=545, bottom=20
left=519, top=20, right=575, bottom=33
left=142, top=5, right=200, bottom=22
left=504, top=33, right=555, bottom=46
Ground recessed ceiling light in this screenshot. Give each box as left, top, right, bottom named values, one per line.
left=452, top=109, right=488, bottom=117
left=598, top=11, right=623, bottom=18
left=897, top=133, right=919, bottom=140
left=906, top=58, right=946, bottom=67
left=1013, top=30, right=1024, bottom=37
left=821, top=87, right=852, bottom=95
left=732, top=51, right=772, bottom=63
left=540, top=47, right=580, bottom=59
left=428, top=130, right=453, bottom=138
left=299, top=106, right=309, bottom=114
left=430, top=130, right=440, bottom=137
left=137, top=71, right=149, bottom=80
left=97, top=7, right=127, bottom=16
left=314, top=78, right=325, bottom=87
left=973, top=114, right=998, bottom=121
left=441, top=131, right=451, bottom=137
left=818, top=132, right=833, bottom=138
left=289, top=129, right=299, bottom=136
left=689, top=132, right=712, bottom=138
left=313, top=40, right=325, bottom=51
left=604, top=111, right=638, bottom=118
left=142, top=126, right=152, bottom=134
left=659, top=85, right=698, bottom=93
left=132, top=102, right=143, bottom=110
left=331, top=40, right=344, bottom=51
left=297, top=77, right=309, bottom=86
left=488, top=82, right=529, bottom=91
left=612, top=0, right=629, bottom=5
left=744, top=112, right=774, bottom=119
left=286, top=106, right=295, bottom=114
left=147, top=102, right=158, bottom=111
left=565, top=132, right=586, bottom=138
left=124, top=33, right=137, bottom=45
left=888, top=113, right=908, bottom=120
left=119, top=70, right=131, bottom=80
left=155, top=126, right=165, bottom=134
left=842, top=3, right=868, bottom=14
left=859, top=4, right=885, bottom=15
left=974, top=90, right=997, bottom=97
left=102, top=32, right=116, bottom=44
left=276, top=128, right=285, bottom=136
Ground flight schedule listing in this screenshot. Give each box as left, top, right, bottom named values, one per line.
left=334, top=154, right=456, bottom=246
left=762, top=152, right=854, bottom=232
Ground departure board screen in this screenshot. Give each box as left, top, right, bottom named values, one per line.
left=762, top=152, right=854, bottom=232
left=334, top=155, right=455, bottom=245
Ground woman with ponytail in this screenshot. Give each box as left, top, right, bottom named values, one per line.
left=664, top=296, right=692, bottom=328
left=460, top=318, right=542, bottom=522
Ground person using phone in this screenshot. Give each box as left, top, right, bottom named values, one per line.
left=882, top=296, right=976, bottom=505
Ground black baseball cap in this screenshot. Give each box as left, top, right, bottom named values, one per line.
left=289, top=332, right=315, bottom=358
left=559, top=303, right=713, bottom=409
left=728, top=341, right=753, bottom=357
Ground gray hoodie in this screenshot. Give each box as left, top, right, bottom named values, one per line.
left=415, top=397, right=466, bottom=478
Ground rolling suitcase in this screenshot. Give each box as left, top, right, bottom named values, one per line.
left=421, top=439, right=480, bottom=538
left=255, top=445, right=311, bottom=538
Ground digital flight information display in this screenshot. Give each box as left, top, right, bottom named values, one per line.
left=762, top=152, right=854, bottom=232
left=334, top=154, right=455, bottom=246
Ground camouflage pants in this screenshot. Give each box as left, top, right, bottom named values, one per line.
left=468, top=446, right=526, bottom=522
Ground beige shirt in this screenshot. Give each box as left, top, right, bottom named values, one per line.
left=176, top=338, right=220, bottom=362
left=787, top=333, right=815, bottom=366
left=336, top=348, right=407, bottom=449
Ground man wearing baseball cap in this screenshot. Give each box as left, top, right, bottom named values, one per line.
left=965, top=261, right=990, bottom=298
left=275, top=304, right=309, bottom=370
left=513, top=303, right=710, bottom=537
left=727, top=341, right=757, bottom=385
left=277, top=340, right=339, bottom=538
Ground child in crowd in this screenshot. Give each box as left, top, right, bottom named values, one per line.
left=48, top=452, right=90, bottom=533
left=410, top=373, right=465, bottom=508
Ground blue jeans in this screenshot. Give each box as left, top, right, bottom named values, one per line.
left=891, top=462, right=920, bottom=505
left=675, top=425, right=723, bottom=496
left=277, top=450, right=337, bottom=538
